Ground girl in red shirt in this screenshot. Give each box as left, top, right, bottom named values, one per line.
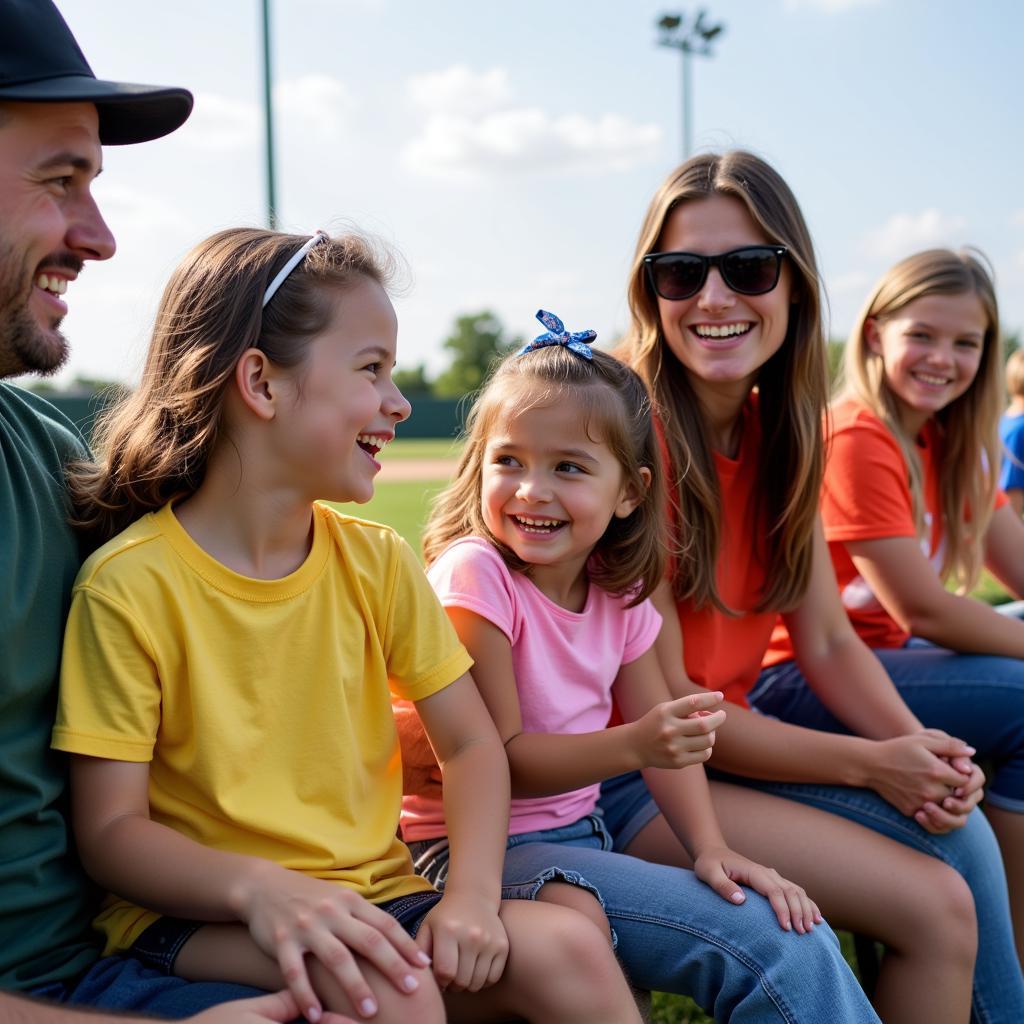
left=600, top=153, right=1023, bottom=1022
left=761, top=248, right=1024, bottom=970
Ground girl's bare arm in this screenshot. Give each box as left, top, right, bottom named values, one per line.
left=444, top=607, right=722, bottom=798
left=409, top=673, right=512, bottom=991
left=843, top=513, right=1024, bottom=659
left=649, top=579, right=978, bottom=830
left=984, top=501, right=1024, bottom=600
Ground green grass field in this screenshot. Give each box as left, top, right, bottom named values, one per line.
left=382, top=437, right=463, bottom=460
left=335, top=479, right=447, bottom=553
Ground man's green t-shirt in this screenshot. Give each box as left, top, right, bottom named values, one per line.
left=0, top=382, right=99, bottom=990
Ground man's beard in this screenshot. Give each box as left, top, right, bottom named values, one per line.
left=0, top=237, right=76, bottom=379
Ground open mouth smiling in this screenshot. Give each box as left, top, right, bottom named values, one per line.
left=511, top=514, right=567, bottom=534
left=693, top=322, right=753, bottom=340
left=356, top=433, right=388, bottom=459
left=911, top=371, right=952, bottom=387
left=36, top=273, right=69, bottom=296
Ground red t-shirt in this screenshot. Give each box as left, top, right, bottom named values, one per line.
left=766, top=398, right=1006, bottom=660
left=667, top=396, right=777, bottom=708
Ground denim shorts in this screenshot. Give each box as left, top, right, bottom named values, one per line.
left=131, top=890, right=444, bottom=975
left=597, top=772, right=663, bottom=852
left=31, top=954, right=264, bottom=1018
left=409, top=816, right=609, bottom=914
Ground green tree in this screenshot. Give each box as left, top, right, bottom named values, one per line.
left=826, top=339, right=845, bottom=388
left=393, top=363, right=433, bottom=396
left=432, top=311, right=520, bottom=398
left=24, top=374, right=123, bottom=396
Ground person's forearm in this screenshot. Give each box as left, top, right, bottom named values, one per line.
left=438, top=733, right=510, bottom=901
left=642, top=764, right=725, bottom=860
left=504, top=726, right=641, bottom=799
left=688, top=690, right=877, bottom=788
left=77, top=813, right=284, bottom=924
left=907, top=590, right=1024, bottom=659
left=796, top=633, right=922, bottom=740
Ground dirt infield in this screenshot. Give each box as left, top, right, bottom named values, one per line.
left=378, top=458, right=459, bottom=482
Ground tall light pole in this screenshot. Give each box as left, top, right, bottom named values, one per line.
left=260, top=0, right=278, bottom=228
left=655, top=10, right=725, bottom=160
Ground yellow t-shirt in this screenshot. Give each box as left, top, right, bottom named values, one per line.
left=53, top=502, right=471, bottom=954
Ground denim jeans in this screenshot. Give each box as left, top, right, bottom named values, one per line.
left=410, top=815, right=880, bottom=1023
left=748, top=644, right=1024, bottom=1023
left=31, top=954, right=264, bottom=1018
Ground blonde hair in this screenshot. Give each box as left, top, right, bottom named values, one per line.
left=840, top=248, right=1001, bottom=593
left=68, top=227, right=395, bottom=545
left=1006, top=348, right=1024, bottom=399
left=619, top=151, right=827, bottom=613
left=423, top=344, right=666, bottom=605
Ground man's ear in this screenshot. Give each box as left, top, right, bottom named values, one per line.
left=614, top=465, right=652, bottom=519
left=233, top=348, right=278, bottom=421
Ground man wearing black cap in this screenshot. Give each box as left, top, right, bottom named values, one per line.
left=0, top=4, right=313, bottom=1022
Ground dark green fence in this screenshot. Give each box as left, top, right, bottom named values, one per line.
left=45, top=393, right=111, bottom=441
left=45, top=392, right=466, bottom=442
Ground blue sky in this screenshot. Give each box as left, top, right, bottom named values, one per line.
left=42, top=0, right=1024, bottom=388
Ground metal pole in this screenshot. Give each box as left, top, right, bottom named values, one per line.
left=260, top=0, right=277, bottom=228
left=655, top=10, right=725, bottom=162
left=681, top=47, right=692, bottom=160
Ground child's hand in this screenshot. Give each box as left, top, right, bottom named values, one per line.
left=693, top=846, right=823, bottom=934
left=415, top=890, right=509, bottom=993
left=237, top=866, right=431, bottom=1021
left=631, top=690, right=727, bottom=771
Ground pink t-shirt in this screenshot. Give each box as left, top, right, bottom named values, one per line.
left=400, top=537, right=661, bottom=840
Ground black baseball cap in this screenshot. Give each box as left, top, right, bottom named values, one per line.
left=0, top=0, right=193, bottom=145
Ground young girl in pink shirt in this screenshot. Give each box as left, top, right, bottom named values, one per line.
left=398, top=312, right=881, bottom=1023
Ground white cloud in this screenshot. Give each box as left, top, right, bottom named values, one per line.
left=827, top=270, right=871, bottom=295
left=176, top=75, right=356, bottom=152
left=410, top=65, right=513, bottom=118
left=860, top=209, right=968, bottom=261
left=177, top=93, right=259, bottom=152
left=275, top=75, right=357, bottom=141
left=91, top=182, right=199, bottom=237
left=403, top=66, right=661, bottom=180
left=784, top=0, right=881, bottom=11
left=1012, top=210, right=1024, bottom=228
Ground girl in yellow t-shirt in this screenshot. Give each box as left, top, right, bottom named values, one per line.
left=53, top=228, right=643, bottom=1024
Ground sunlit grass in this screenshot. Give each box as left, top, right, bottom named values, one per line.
left=383, top=438, right=463, bottom=460
left=330, top=479, right=446, bottom=553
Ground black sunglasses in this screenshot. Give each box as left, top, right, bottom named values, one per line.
left=644, top=245, right=788, bottom=301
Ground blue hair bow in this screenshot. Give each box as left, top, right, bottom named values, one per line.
left=516, top=309, right=596, bottom=360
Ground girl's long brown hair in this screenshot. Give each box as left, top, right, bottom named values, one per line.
left=68, top=227, right=394, bottom=546
left=423, top=344, right=666, bottom=606
left=839, top=248, right=1001, bottom=593
left=620, top=151, right=828, bottom=613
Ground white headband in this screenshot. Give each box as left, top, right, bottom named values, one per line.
left=261, top=231, right=329, bottom=308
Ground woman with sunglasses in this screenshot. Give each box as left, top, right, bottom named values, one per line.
left=602, top=151, right=1023, bottom=1022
